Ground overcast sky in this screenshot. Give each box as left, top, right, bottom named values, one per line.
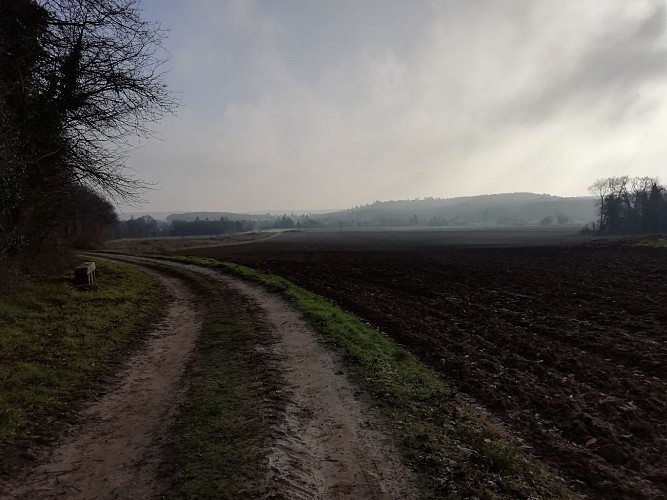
left=122, top=0, right=667, bottom=213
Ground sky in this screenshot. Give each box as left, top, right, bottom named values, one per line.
left=121, top=0, right=667, bottom=213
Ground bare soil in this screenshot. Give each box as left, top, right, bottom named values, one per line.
left=1, top=266, right=203, bottom=499
left=2, top=255, right=418, bottom=499
left=122, top=256, right=419, bottom=499
left=217, top=272, right=418, bottom=499
left=187, top=230, right=667, bottom=500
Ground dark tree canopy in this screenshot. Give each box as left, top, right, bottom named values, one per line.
left=0, top=0, right=173, bottom=263
left=589, top=176, right=667, bottom=234
left=0, top=0, right=51, bottom=255
left=34, top=0, right=174, bottom=199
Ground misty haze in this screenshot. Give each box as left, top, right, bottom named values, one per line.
left=2, top=1, right=666, bottom=500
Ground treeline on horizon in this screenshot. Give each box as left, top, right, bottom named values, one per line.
left=112, top=214, right=322, bottom=239
left=124, top=192, right=596, bottom=238
left=113, top=198, right=585, bottom=239
left=91, top=178, right=667, bottom=241
left=589, top=176, right=667, bottom=234
left=115, top=184, right=667, bottom=240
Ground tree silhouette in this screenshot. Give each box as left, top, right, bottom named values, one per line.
left=1, top=0, right=173, bottom=263
left=30, top=0, right=174, bottom=200
left=589, top=177, right=666, bottom=234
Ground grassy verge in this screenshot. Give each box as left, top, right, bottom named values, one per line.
left=0, top=260, right=164, bottom=474
left=638, top=237, right=667, bottom=247
left=165, top=255, right=571, bottom=499
left=165, top=272, right=272, bottom=499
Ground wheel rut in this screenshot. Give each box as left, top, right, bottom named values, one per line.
left=1, top=264, right=203, bottom=500
left=107, top=255, right=419, bottom=500
left=3, top=255, right=418, bottom=499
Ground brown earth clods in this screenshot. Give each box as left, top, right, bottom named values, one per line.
left=187, top=231, right=667, bottom=500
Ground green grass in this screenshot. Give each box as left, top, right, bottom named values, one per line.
left=165, top=255, right=571, bottom=499
left=165, top=273, right=271, bottom=499
left=638, top=237, right=667, bottom=247
left=0, top=260, right=164, bottom=473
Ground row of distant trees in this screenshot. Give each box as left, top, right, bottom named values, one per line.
left=112, top=216, right=252, bottom=239
left=170, top=218, right=255, bottom=237
left=589, top=176, right=666, bottom=234
left=1, top=0, right=171, bottom=269
left=270, top=215, right=321, bottom=229
left=112, top=215, right=322, bottom=239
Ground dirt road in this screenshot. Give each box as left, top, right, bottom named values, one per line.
left=2, top=256, right=417, bottom=499
left=2, top=265, right=202, bottom=499
left=194, top=238, right=667, bottom=499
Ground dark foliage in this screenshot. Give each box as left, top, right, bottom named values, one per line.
left=0, top=0, right=172, bottom=268
left=274, top=215, right=295, bottom=229
left=112, top=215, right=163, bottom=239
left=589, top=176, right=667, bottom=234
left=170, top=218, right=255, bottom=237
left=112, top=216, right=256, bottom=238
left=33, top=0, right=174, bottom=199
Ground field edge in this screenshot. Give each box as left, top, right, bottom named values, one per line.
left=164, top=254, right=573, bottom=499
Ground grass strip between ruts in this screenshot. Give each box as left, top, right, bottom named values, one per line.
left=164, top=255, right=572, bottom=500
left=0, top=260, right=165, bottom=475
left=165, top=272, right=271, bottom=499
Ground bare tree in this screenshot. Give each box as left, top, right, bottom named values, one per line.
left=1, top=0, right=174, bottom=262
left=589, top=176, right=663, bottom=233
left=35, top=0, right=175, bottom=201
left=588, top=178, right=612, bottom=230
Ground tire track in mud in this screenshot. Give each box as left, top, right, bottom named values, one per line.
left=1, top=264, right=203, bottom=500
left=103, top=255, right=419, bottom=500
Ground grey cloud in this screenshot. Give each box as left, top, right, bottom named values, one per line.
left=507, top=1, right=667, bottom=122
left=122, top=0, right=667, bottom=212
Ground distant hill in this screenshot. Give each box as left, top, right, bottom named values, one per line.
left=317, top=193, right=596, bottom=227
left=161, top=193, right=597, bottom=229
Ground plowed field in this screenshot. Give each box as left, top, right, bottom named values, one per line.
left=186, top=231, right=667, bottom=499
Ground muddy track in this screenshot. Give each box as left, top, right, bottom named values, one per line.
left=1, top=264, right=203, bottom=500
left=108, top=255, right=419, bottom=499
left=2, top=256, right=417, bottom=499
left=195, top=242, right=667, bottom=499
